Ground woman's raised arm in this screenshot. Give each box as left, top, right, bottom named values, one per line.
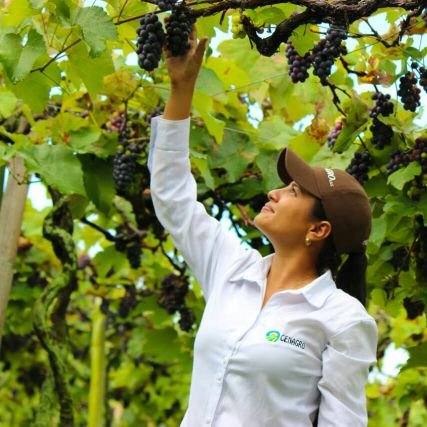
left=148, top=31, right=257, bottom=300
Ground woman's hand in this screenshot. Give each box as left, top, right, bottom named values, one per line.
left=164, top=28, right=208, bottom=89
left=163, top=29, right=208, bottom=120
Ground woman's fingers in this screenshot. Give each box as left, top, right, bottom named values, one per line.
left=194, top=37, right=208, bottom=66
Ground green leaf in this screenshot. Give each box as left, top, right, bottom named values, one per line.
left=209, top=129, right=256, bottom=183
left=2, top=0, right=36, bottom=28
left=67, top=42, right=114, bottom=98
left=290, top=24, right=320, bottom=56
left=255, top=150, right=282, bottom=191
left=72, top=6, right=118, bottom=57
left=388, top=162, right=421, bottom=190
left=0, top=32, right=22, bottom=81
left=402, top=343, right=427, bottom=370
left=192, top=156, right=215, bottom=190
left=20, top=144, right=86, bottom=195
left=0, top=29, right=45, bottom=83
left=70, top=128, right=102, bottom=153
left=0, top=88, right=18, bottom=117
left=193, top=91, right=225, bottom=143
left=93, top=245, right=127, bottom=277
left=12, top=72, right=51, bottom=113
left=370, top=216, right=387, bottom=248
left=13, top=29, right=45, bottom=82
left=79, top=154, right=115, bottom=215
left=333, top=96, right=369, bottom=153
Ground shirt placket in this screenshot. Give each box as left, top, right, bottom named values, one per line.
left=204, top=280, right=267, bottom=426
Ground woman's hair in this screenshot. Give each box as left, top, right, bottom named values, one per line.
left=311, top=198, right=368, bottom=306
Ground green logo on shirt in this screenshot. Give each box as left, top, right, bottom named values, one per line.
left=265, top=330, right=281, bottom=342
left=265, top=330, right=306, bottom=349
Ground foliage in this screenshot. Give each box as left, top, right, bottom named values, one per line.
left=0, top=0, right=426, bottom=425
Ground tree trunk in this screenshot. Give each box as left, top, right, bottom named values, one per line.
left=0, top=156, right=28, bottom=350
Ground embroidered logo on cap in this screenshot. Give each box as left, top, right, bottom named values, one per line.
left=324, top=168, right=336, bottom=187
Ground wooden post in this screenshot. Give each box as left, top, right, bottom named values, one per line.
left=0, top=156, right=29, bottom=350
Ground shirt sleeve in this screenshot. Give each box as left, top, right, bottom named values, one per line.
left=148, top=116, right=253, bottom=299
left=317, top=318, right=378, bottom=427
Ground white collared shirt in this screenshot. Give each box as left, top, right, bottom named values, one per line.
left=148, top=117, right=378, bottom=427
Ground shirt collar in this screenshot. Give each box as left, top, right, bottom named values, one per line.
left=229, top=253, right=336, bottom=308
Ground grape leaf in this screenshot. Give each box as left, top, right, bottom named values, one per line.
left=79, top=154, right=115, bottom=215
left=20, top=144, right=86, bottom=196
left=67, top=42, right=114, bottom=98
left=387, top=162, right=421, bottom=190
left=0, top=88, right=17, bottom=117
left=72, top=6, right=118, bottom=57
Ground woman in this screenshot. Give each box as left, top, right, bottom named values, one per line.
left=148, top=31, right=378, bottom=427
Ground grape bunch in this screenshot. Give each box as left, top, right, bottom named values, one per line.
left=178, top=306, right=196, bottom=332
left=411, top=61, right=427, bottom=94
left=346, top=151, right=372, bottom=185
left=413, top=217, right=427, bottom=279
left=385, top=149, right=411, bottom=176
left=326, top=119, right=343, bottom=149
left=312, top=25, right=347, bottom=85
left=370, top=119, right=394, bottom=149
left=370, top=92, right=394, bottom=119
left=113, top=124, right=142, bottom=193
left=403, top=297, right=425, bottom=320
left=136, top=14, right=165, bottom=72
left=157, top=274, right=195, bottom=331
left=165, top=6, right=194, bottom=57
left=157, top=274, right=188, bottom=314
left=390, top=246, right=410, bottom=271
left=115, top=230, right=142, bottom=269
left=119, top=285, right=137, bottom=318
left=155, top=0, right=177, bottom=11
left=397, top=72, right=421, bottom=112
left=407, top=137, right=427, bottom=200
left=106, top=110, right=126, bottom=133
left=419, top=67, right=427, bottom=93
left=231, top=14, right=246, bottom=39
left=286, top=41, right=312, bottom=83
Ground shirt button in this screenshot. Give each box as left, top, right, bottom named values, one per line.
left=217, top=376, right=222, bottom=382
left=206, top=420, right=210, bottom=424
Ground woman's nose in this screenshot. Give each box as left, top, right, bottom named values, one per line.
left=268, top=189, right=278, bottom=201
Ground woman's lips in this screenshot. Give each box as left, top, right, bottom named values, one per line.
left=261, top=204, right=274, bottom=213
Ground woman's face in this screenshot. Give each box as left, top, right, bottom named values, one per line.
left=253, top=181, right=319, bottom=249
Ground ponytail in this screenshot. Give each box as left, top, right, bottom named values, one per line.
left=335, top=252, right=368, bottom=307
left=312, top=198, right=368, bottom=307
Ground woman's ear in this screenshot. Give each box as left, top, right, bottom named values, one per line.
left=308, top=221, right=332, bottom=242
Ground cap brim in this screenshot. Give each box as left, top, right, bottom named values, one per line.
left=277, top=148, right=321, bottom=198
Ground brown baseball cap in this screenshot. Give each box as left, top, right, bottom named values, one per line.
left=277, top=148, right=372, bottom=254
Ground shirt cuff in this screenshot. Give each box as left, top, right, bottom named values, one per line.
left=151, top=115, right=191, bottom=151
left=148, top=115, right=191, bottom=172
